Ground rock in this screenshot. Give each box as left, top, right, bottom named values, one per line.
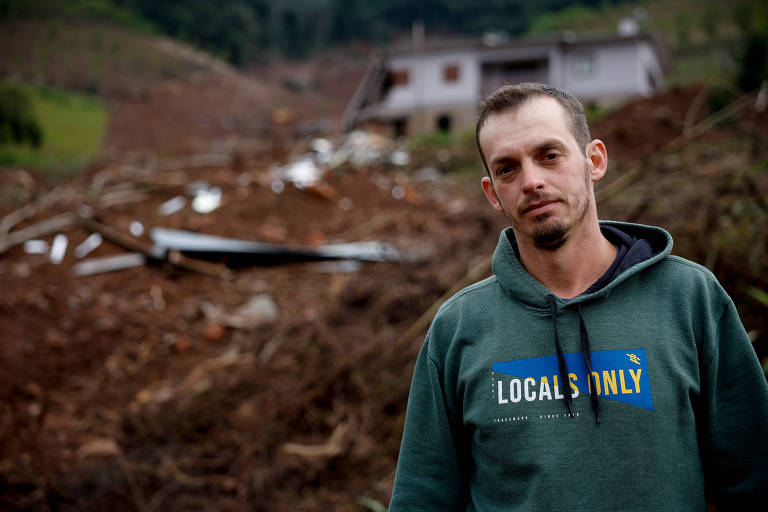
left=173, top=336, right=191, bottom=354
left=226, top=294, right=278, bottom=329
left=77, top=438, right=122, bottom=459
left=203, top=322, right=226, bottom=341
left=259, top=224, right=288, bottom=242
left=202, top=294, right=278, bottom=330
left=44, top=328, right=68, bottom=349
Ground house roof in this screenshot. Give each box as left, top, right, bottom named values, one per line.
left=385, top=31, right=671, bottom=71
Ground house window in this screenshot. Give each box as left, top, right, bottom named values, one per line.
left=436, top=114, right=452, bottom=133
left=443, top=64, right=460, bottom=82
left=390, top=69, right=410, bottom=86
left=646, top=69, right=658, bottom=92
left=572, top=54, right=596, bottom=77
left=393, top=118, right=408, bottom=138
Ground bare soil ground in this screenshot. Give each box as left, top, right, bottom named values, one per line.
left=0, top=154, right=505, bottom=510
left=1, top=39, right=767, bottom=510
left=100, top=50, right=369, bottom=158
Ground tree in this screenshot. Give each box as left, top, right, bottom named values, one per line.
left=0, top=84, right=43, bottom=148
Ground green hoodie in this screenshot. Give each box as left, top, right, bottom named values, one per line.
left=390, top=221, right=768, bottom=511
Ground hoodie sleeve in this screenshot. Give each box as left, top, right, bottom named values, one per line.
left=389, top=332, right=466, bottom=511
left=700, top=300, right=768, bottom=509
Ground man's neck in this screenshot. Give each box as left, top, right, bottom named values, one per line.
left=516, top=220, right=617, bottom=300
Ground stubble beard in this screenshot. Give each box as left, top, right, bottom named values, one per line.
left=530, top=216, right=570, bottom=249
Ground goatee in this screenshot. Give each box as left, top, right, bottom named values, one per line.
left=532, top=217, right=568, bottom=249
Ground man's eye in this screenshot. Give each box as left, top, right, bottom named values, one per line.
left=498, top=166, right=513, bottom=175
left=544, top=152, right=559, bottom=160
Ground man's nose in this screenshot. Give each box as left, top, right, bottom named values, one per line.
left=520, top=161, right=546, bottom=193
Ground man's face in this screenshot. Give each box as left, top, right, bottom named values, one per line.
left=479, top=97, right=602, bottom=249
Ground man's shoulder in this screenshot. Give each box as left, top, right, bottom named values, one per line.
left=438, top=275, right=501, bottom=315
left=653, top=254, right=720, bottom=285
left=423, top=275, right=503, bottom=363
left=424, top=276, right=503, bottom=339
left=644, top=254, right=731, bottom=308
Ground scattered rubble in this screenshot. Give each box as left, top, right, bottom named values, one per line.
left=23, top=239, right=48, bottom=254
left=129, top=221, right=144, bottom=236
left=73, top=253, right=146, bottom=276
left=74, top=233, right=103, bottom=259
left=77, top=438, right=123, bottom=460
left=157, top=195, right=187, bottom=216
left=1, top=84, right=766, bottom=511
left=0, top=132, right=503, bottom=510
left=49, top=233, right=68, bottom=264
left=190, top=185, right=222, bottom=214
left=202, top=293, right=278, bottom=329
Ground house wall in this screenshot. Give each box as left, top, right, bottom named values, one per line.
left=479, top=44, right=552, bottom=67
left=637, top=41, right=664, bottom=96
left=409, top=104, right=478, bottom=134
left=479, top=59, right=550, bottom=98
left=560, top=42, right=662, bottom=102
left=382, top=51, right=480, bottom=113
left=478, top=44, right=553, bottom=97
left=548, top=47, right=565, bottom=90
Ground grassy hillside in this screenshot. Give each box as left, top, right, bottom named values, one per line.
left=0, top=20, right=232, bottom=95
left=0, top=20, right=213, bottom=174
left=0, top=19, right=240, bottom=169
left=0, top=83, right=107, bottom=177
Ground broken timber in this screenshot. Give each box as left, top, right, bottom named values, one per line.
left=73, top=253, right=146, bottom=276
left=0, top=214, right=233, bottom=279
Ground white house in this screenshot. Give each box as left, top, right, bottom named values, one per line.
left=343, top=31, right=670, bottom=137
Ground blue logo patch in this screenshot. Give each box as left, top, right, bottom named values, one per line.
left=492, top=349, right=653, bottom=410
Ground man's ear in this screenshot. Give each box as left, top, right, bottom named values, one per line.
left=481, top=176, right=504, bottom=213
left=586, top=139, right=608, bottom=182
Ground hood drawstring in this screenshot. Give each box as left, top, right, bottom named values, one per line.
left=576, top=303, right=601, bottom=424
left=546, top=295, right=601, bottom=425
left=547, top=295, right=574, bottom=418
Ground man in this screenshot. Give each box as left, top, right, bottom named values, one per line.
left=389, top=83, right=768, bottom=511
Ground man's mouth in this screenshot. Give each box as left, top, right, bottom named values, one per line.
left=521, top=200, right=557, bottom=216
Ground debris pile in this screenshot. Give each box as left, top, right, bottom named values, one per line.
left=0, top=139, right=505, bottom=510
left=1, top=85, right=767, bottom=510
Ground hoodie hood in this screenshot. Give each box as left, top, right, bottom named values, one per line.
left=491, top=220, right=673, bottom=423
left=492, top=220, right=673, bottom=310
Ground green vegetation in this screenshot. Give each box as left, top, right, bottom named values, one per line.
left=737, top=32, right=768, bottom=93
left=0, top=83, right=42, bottom=148
left=406, top=128, right=481, bottom=176
left=407, top=129, right=459, bottom=151
left=743, top=284, right=768, bottom=308
left=0, top=20, right=219, bottom=98
left=0, top=0, right=155, bottom=33
left=1, top=0, right=638, bottom=64
left=584, top=103, right=616, bottom=125
left=3, top=0, right=765, bottom=78
left=0, top=83, right=107, bottom=177
left=529, top=4, right=599, bottom=34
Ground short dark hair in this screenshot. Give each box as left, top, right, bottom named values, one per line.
left=475, top=82, right=591, bottom=174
